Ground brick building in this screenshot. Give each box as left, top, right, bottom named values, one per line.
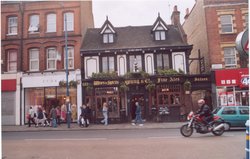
left=183, top=0, right=248, bottom=107
left=1, top=1, right=94, bottom=125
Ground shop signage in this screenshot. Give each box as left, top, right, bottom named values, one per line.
left=125, top=79, right=150, bottom=85
left=240, top=75, right=249, bottom=88
left=93, top=80, right=119, bottom=86
left=157, top=77, right=180, bottom=83
left=215, top=68, right=249, bottom=87
left=1, top=79, right=16, bottom=91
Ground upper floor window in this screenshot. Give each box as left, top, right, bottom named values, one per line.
left=7, top=16, right=17, bottom=35
left=103, top=28, right=114, bottom=43
left=7, top=50, right=17, bottom=72
left=102, top=56, right=114, bottom=72
left=157, top=53, right=170, bottom=70
left=155, top=26, right=166, bottom=40
left=47, top=47, right=57, bottom=70
left=64, top=46, right=74, bottom=69
left=224, top=47, right=237, bottom=68
left=220, top=15, right=233, bottom=33
left=47, top=13, right=56, bottom=33
left=129, top=55, right=142, bottom=72
left=29, top=15, right=39, bottom=33
left=29, top=48, right=39, bottom=71
left=64, top=12, right=74, bottom=31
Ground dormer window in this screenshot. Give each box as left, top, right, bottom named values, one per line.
left=155, top=26, right=166, bottom=40
left=152, top=14, right=168, bottom=41
left=100, top=16, right=116, bottom=44
left=103, top=29, right=114, bottom=43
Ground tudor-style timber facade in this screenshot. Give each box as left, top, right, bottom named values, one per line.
left=81, top=7, right=212, bottom=123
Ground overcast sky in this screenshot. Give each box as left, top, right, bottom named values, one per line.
left=92, top=0, right=196, bottom=28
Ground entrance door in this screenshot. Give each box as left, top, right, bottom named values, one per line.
left=130, top=94, right=145, bottom=120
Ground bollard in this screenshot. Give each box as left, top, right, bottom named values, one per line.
left=246, top=120, right=249, bottom=159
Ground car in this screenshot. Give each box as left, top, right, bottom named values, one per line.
left=213, top=106, right=249, bottom=129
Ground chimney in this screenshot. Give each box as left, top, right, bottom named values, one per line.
left=184, top=8, right=189, bottom=20
left=171, top=5, right=180, bottom=25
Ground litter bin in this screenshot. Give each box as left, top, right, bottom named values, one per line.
left=246, top=120, right=249, bottom=159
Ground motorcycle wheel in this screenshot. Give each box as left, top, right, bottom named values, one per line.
left=180, top=124, right=193, bottom=137
left=212, top=122, right=225, bottom=136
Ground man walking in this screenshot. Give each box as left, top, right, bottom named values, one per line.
left=132, top=102, right=143, bottom=126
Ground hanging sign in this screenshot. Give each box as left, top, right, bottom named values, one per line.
left=236, top=29, right=248, bottom=56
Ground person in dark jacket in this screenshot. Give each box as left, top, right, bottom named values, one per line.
left=196, top=99, right=213, bottom=124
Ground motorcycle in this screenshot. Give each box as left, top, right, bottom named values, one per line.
left=180, top=111, right=225, bottom=137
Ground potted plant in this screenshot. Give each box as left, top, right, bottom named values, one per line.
left=183, top=80, right=191, bottom=94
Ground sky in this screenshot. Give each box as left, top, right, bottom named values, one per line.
left=92, top=0, right=196, bottom=28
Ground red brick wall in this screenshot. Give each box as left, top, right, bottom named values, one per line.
left=1, top=1, right=94, bottom=73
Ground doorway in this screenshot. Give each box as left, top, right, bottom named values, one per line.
left=130, top=94, right=145, bottom=120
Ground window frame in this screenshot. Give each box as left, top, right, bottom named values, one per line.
left=46, top=47, right=57, bottom=70
left=102, top=56, right=115, bottom=73
left=29, top=48, right=39, bottom=71
left=64, top=46, right=74, bottom=69
left=29, top=14, right=40, bottom=33
left=224, top=47, right=237, bottom=68
left=220, top=15, right=233, bottom=33
left=156, top=53, right=170, bottom=70
left=63, top=12, right=74, bottom=31
left=7, top=16, right=18, bottom=35
left=46, top=13, right=56, bottom=33
left=7, top=50, right=17, bottom=72
left=129, top=55, right=142, bottom=72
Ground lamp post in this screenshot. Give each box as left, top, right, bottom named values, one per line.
left=64, top=13, right=70, bottom=128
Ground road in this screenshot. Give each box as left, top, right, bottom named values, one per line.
left=2, top=129, right=246, bottom=159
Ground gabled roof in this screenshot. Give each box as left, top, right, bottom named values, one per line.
left=100, top=16, right=116, bottom=34
left=81, top=21, right=191, bottom=52
left=152, top=14, right=169, bottom=31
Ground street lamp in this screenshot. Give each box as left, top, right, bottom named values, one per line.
left=64, top=13, right=71, bottom=128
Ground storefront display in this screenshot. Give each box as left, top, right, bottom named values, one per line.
left=215, top=68, right=249, bottom=106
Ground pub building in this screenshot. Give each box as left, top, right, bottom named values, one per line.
left=81, top=10, right=211, bottom=123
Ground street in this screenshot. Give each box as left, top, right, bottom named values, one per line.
left=2, top=129, right=246, bottom=159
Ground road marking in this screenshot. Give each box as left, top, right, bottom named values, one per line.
left=24, top=138, right=107, bottom=141
left=147, top=136, right=180, bottom=139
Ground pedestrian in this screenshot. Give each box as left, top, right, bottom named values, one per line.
left=56, top=106, right=61, bottom=125
left=132, top=102, right=143, bottom=126
left=50, top=106, right=57, bottom=128
left=101, top=102, right=108, bottom=125
left=43, top=108, right=50, bottom=126
left=36, top=107, right=45, bottom=127
left=84, top=104, right=92, bottom=127
left=28, top=106, right=36, bottom=127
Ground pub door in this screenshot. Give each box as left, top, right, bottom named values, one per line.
left=130, top=94, right=146, bottom=120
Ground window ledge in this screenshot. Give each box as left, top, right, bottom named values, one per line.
left=6, top=33, right=18, bottom=36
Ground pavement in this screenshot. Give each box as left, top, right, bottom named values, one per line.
left=2, top=122, right=184, bottom=132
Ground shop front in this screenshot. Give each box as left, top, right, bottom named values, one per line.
left=215, top=68, right=249, bottom=107
left=82, top=74, right=211, bottom=123
left=21, top=70, right=82, bottom=125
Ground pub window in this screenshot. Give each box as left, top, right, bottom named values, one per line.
left=156, top=54, right=170, bottom=70
left=29, top=48, right=39, bottom=71
left=103, top=28, right=114, bottom=43
left=155, top=26, right=166, bottom=40
left=220, top=15, right=233, bottom=33
left=102, top=56, right=115, bottom=72
left=224, top=47, right=237, bottom=68
left=47, top=13, right=56, bottom=33
left=7, top=16, right=17, bottom=35
left=129, top=55, right=142, bottom=72
left=7, top=50, right=17, bottom=72
left=47, top=47, right=57, bottom=70
left=64, top=46, right=74, bottom=69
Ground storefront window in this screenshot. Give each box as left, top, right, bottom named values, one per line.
left=156, top=85, right=181, bottom=107
left=25, top=88, right=44, bottom=123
